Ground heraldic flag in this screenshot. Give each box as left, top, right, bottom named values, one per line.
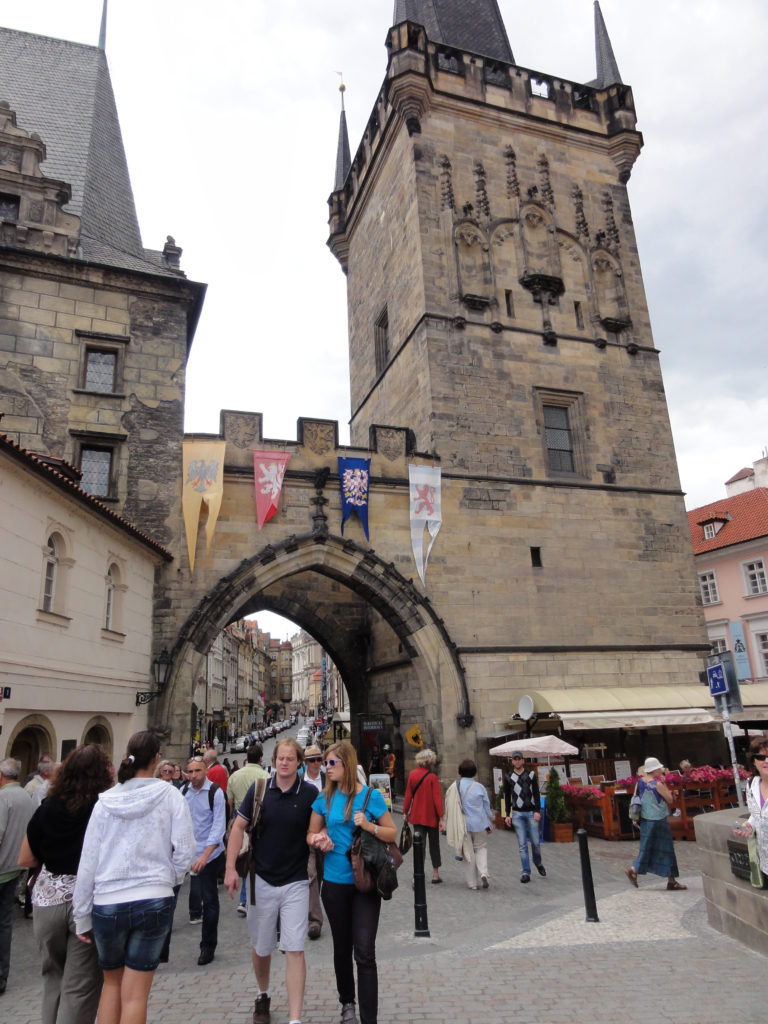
left=409, top=464, right=441, bottom=586
left=338, top=456, right=371, bottom=540
left=182, top=441, right=226, bottom=572
left=253, top=450, right=290, bottom=530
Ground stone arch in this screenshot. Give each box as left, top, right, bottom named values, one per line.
left=82, top=715, right=114, bottom=757
left=519, top=202, right=560, bottom=278
left=154, top=533, right=470, bottom=765
left=7, top=713, right=56, bottom=779
left=556, top=229, right=592, bottom=333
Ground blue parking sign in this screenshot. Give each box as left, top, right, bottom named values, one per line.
left=707, top=664, right=727, bottom=696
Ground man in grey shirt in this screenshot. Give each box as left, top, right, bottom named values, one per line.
left=0, top=758, right=34, bottom=994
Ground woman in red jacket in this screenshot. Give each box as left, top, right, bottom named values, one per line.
left=402, top=749, right=444, bottom=883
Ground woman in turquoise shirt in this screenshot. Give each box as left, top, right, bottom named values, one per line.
left=308, top=741, right=396, bottom=1024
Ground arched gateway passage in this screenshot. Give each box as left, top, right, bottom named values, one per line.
left=152, top=413, right=473, bottom=774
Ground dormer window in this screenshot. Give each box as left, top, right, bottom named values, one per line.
left=698, top=515, right=728, bottom=540
left=703, top=523, right=716, bottom=540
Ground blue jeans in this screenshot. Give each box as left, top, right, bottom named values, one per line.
left=511, top=811, right=542, bottom=875
left=189, top=852, right=225, bottom=952
left=92, top=897, right=174, bottom=972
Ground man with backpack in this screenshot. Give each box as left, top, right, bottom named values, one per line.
left=184, top=754, right=227, bottom=964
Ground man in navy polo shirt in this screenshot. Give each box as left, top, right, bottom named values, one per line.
left=225, top=738, right=316, bottom=1024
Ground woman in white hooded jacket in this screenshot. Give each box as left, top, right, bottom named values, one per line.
left=73, top=731, right=194, bottom=1024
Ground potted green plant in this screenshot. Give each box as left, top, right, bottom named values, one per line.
left=545, top=766, right=573, bottom=842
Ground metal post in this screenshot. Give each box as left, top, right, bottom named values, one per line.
left=576, top=828, right=599, bottom=922
left=718, top=695, right=745, bottom=808
left=412, top=830, right=430, bottom=937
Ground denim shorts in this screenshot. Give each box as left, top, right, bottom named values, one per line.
left=92, top=896, right=174, bottom=972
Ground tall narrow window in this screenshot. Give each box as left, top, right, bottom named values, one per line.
left=374, top=307, right=389, bottom=375
left=505, top=290, right=515, bottom=318
left=573, top=301, right=584, bottom=329
left=80, top=446, right=113, bottom=497
left=744, top=559, right=768, bottom=596
left=530, top=546, right=542, bottom=568
left=758, top=632, right=768, bottom=675
left=703, top=523, right=716, bottom=540
left=83, top=349, right=117, bottom=393
left=698, top=570, right=719, bottom=605
left=105, top=566, right=116, bottom=630
left=543, top=405, right=574, bottom=472
left=43, top=535, right=58, bottom=612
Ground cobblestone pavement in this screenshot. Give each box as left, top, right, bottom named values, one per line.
left=3, top=827, right=762, bottom=1024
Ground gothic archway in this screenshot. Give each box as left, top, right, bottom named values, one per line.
left=153, top=533, right=471, bottom=770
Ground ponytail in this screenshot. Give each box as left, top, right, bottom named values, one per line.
left=117, top=731, right=159, bottom=784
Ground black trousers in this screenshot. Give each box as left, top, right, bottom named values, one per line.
left=321, top=880, right=381, bottom=1024
left=412, top=824, right=441, bottom=870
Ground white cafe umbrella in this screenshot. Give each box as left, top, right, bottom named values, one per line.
left=489, top=734, right=578, bottom=760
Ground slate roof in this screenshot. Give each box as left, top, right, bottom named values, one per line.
left=0, top=27, right=179, bottom=279
left=393, top=0, right=514, bottom=63
left=0, top=431, right=173, bottom=561
left=591, top=1, right=622, bottom=88
left=688, top=488, right=768, bottom=555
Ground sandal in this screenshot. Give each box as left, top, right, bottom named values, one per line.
left=431, top=877, right=442, bottom=884
left=666, top=880, right=687, bottom=891
left=626, top=867, right=638, bottom=888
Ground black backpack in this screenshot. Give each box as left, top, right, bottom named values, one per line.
left=182, top=781, right=230, bottom=837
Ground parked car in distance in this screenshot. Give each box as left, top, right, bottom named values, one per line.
left=229, top=735, right=250, bottom=753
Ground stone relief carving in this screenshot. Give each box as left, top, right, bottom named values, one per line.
left=474, top=161, right=491, bottom=219
left=439, top=154, right=455, bottom=211
left=571, top=185, right=589, bottom=240
left=521, top=205, right=559, bottom=278
left=224, top=412, right=260, bottom=449
left=538, top=153, right=554, bottom=207
left=0, top=143, right=21, bottom=170
left=592, top=251, right=629, bottom=327
left=504, top=146, right=520, bottom=199
left=302, top=421, right=336, bottom=455
left=375, top=428, right=404, bottom=462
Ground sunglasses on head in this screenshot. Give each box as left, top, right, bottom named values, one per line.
left=305, top=757, right=322, bottom=763
left=324, top=758, right=341, bottom=767
left=754, top=754, right=768, bottom=762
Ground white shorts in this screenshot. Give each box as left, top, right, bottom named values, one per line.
left=247, top=874, right=309, bottom=956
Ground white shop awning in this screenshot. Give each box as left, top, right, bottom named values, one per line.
left=528, top=685, right=722, bottom=731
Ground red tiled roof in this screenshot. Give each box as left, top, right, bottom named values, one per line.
left=688, top=488, right=768, bottom=554
left=1, top=432, right=173, bottom=561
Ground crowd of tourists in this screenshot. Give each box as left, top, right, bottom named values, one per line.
left=2, top=726, right=730, bottom=1024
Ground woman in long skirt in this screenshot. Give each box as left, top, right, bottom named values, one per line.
left=626, top=756, right=687, bottom=891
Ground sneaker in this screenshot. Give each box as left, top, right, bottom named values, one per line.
left=341, top=1003, right=359, bottom=1024
left=253, top=992, right=271, bottom=1024
left=537, top=864, right=547, bottom=877
left=237, top=904, right=247, bottom=917
left=189, top=915, right=202, bottom=925
left=480, top=874, right=489, bottom=889
left=520, top=873, right=531, bottom=883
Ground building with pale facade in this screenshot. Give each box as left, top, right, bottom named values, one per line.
left=0, top=433, right=170, bottom=775
left=689, top=456, right=768, bottom=690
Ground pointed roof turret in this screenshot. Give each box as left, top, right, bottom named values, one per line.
left=592, top=1, right=622, bottom=88
left=393, top=0, right=514, bottom=64
left=333, top=76, right=351, bottom=192
left=98, top=0, right=108, bottom=50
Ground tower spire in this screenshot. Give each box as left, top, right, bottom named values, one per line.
left=592, top=1, right=622, bottom=88
left=98, top=0, right=108, bottom=51
left=333, top=74, right=351, bottom=192
left=393, top=0, right=513, bottom=64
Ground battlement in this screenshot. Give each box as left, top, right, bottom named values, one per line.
left=328, top=20, right=640, bottom=258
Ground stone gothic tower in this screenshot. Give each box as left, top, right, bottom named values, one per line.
left=330, top=1, right=656, bottom=481
left=327, top=2, right=707, bottom=735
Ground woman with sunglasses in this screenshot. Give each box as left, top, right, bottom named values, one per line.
left=625, top=756, right=687, bottom=891
left=307, top=741, right=396, bottom=1024
left=733, top=737, right=768, bottom=880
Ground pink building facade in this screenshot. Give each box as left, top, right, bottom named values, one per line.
left=689, top=457, right=768, bottom=683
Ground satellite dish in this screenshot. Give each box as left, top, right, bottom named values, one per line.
left=519, top=695, right=535, bottom=721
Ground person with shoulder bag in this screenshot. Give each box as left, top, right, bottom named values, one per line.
left=733, top=737, right=768, bottom=887
left=307, top=741, right=397, bottom=1024
left=626, top=756, right=687, bottom=891
left=402, top=749, right=444, bottom=883
left=445, top=759, right=493, bottom=890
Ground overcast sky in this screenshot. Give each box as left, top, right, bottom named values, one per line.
left=2, top=1, right=766, bottom=638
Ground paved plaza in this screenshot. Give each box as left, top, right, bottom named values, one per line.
left=3, top=824, right=763, bottom=1024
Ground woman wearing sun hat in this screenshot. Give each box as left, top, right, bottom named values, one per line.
left=626, top=756, right=687, bottom=891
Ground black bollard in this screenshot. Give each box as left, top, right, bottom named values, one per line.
left=412, top=829, right=430, bottom=937
left=577, top=828, right=599, bottom=922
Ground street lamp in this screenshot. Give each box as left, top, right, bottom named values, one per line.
left=135, top=648, right=171, bottom=706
